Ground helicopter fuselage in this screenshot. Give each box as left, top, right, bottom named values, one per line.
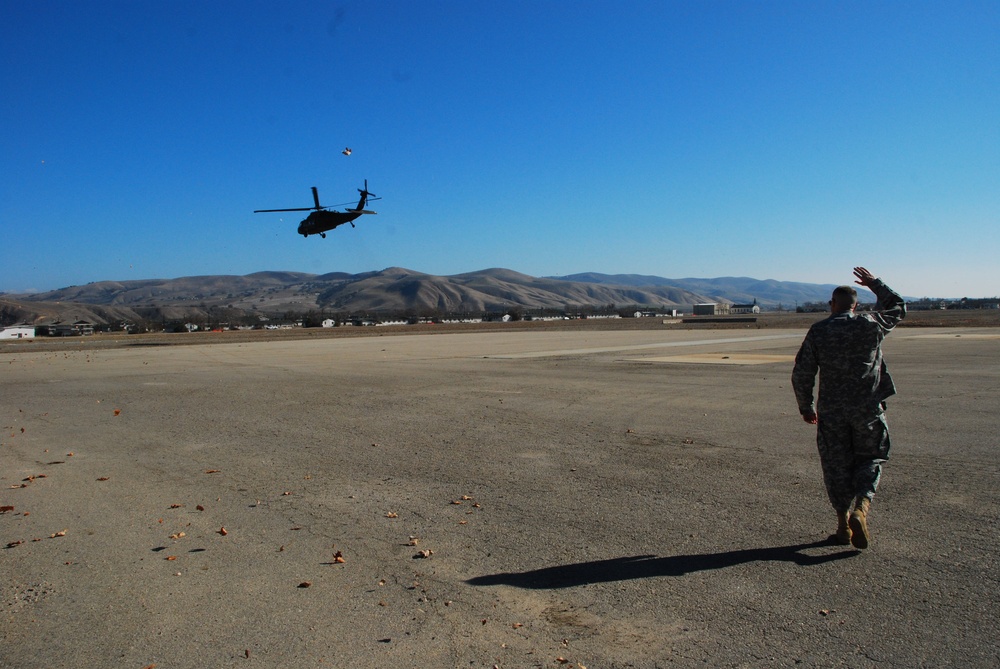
left=298, top=210, right=364, bottom=237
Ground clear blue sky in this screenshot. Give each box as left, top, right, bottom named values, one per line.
left=3, top=1, right=998, bottom=298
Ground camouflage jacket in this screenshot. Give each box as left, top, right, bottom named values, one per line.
left=792, top=278, right=906, bottom=417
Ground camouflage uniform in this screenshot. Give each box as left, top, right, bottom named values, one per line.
left=792, top=279, right=906, bottom=513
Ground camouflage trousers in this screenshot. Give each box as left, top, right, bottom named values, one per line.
left=816, top=410, right=891, bottom=513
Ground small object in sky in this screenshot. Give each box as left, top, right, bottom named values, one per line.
left=342, top=147, right=352, bottom=156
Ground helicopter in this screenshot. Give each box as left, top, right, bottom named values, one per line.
left=254, top=180, right=379, bottom=238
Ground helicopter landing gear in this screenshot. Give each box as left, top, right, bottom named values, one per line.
left=320, top=232, right=326, bottom=238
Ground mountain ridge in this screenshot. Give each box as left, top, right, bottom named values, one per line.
left=3, top=268, right=850, bottom=325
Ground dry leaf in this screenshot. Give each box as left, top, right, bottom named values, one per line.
left=385, top=512, right=398, bottom=518
left=113, top=409, right=121, bottom=416
left=51, top=529, right=67, bottom=538
left=169, top=504, right=183, bottom=509
left=298, top=581, right=312, bottom=588
left=6, top=540, right=23, bottom=548
left=461, top=495, right=474, bottom=500
left=451, top=500, right=463, bottom=505
left=413, top=549, right=433, bottom=559
left=165, top=556, right=177, bottom=561
left=169, top=532, right=186, bottom=539
left=333, top=551, right=345, bottom=563
left=204, top=469, right=220, bottom=474
left=0, top=506, right=14, bottom=513
left=196, top=505, right=204, bottom=511
left=97, top=477, right=110, bottom=481
left=512, top=623, right=523, bottom=629
left=217, top=527, right=228, bottom=536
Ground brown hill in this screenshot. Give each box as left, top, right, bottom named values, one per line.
left=4, top=268, right=714, bottom=325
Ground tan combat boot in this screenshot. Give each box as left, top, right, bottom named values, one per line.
left=849, top=497, right=871, bottom=549
left=835, top=510, right=852, bottom=545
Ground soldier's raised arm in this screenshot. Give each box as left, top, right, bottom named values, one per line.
left=854, top=267, right=906, bottom=331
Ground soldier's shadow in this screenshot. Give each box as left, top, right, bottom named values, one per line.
left=467, top=538, right=858, bottom=589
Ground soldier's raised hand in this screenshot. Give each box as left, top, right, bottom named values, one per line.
left=853, top=267, right=877, bottom=288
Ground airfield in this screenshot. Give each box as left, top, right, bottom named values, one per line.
left=2, top=320, right=998, bottom=668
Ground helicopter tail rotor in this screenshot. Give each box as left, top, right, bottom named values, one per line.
left=358, top=179, right=380, bottom=204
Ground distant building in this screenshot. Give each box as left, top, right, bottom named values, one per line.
left=731, top=299, right=761, bottom=315
left=35, top=321, right=95, bottom=337
left=693, top=303, right=731, bottom=316
left=0, top=325, right=35, bottom=339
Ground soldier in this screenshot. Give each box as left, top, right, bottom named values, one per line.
left=792, top=267, right=906, bottom=549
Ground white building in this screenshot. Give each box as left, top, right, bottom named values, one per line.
left=0, top=325, right=36, bottom=339
left=731, top=300, right=761, bottom=314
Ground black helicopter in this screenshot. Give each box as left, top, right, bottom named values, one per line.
left=254, top=181, right=379, bottom=238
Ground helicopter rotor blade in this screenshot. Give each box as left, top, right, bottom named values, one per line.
left=254, top=207, right=315, bottom=213
left=311, top=186, right=321, bottom=209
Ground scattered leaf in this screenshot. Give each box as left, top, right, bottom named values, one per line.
left=333, top=551, right=345, bottom=563
left=0, top=505, right=14, bottom=513
left=204, top=469, right=220, bottom=474
left=385, top=512, right=398, bottom=518
left=512, top=623, right=523, bottom=629
left=298, top=581, right=312, bottom=588
left=50, top=529, right=67, bottom=538
left=165, top=556, right=177, bottom=561
left=113, top=409, right=121, bottom=416
left=217, top=527, right=228, bottom=536
left=97, top=477, right=110, bottom=481
left=196, top=505, right=204, bottom=511
left=169, top=504, right=183, bottom=509
left=461, top=495, right=474, bottom=500
left=282, top=491, right=292, bottom=496
left=413, top=549, right=433, bottom=559
left=169, top=532, right=186, bottom=539
left=6, top=540, right=23, bottom=548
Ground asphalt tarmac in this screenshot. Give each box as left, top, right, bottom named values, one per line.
left=2, top=327, right=998, bottom=668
